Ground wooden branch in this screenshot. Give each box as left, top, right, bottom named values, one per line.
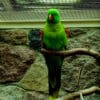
left=41, top=48, right=100, bottom=99
left=60, top=86, right=100, bottom=100
left=41, top=48, right=100, bottom=60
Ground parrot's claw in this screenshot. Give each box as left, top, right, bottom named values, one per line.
left=48, top=96, right=56, bottom=100
left=48, top=96, right=62, bottom=100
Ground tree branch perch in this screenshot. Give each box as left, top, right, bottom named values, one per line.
left=41, top=48, right=100, bottom=60
left=41, top=48, right=100, bottom=99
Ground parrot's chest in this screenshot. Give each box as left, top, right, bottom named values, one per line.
left=46, top=32, right=62, bottom=41
left=46, top=27, right=63, bottom=39
left=43, top=23, right=67, bottom=50
left=43, top=31, right=66, bottom=50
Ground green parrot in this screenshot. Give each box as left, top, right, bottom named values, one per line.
left=41, top=9, right=69, bottom=100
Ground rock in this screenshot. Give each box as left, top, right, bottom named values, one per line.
left=0, top=43, right=35, bottom=83
left=0, top=28, right=99, bottom=99
left=0, top=85, right=26, bottom=100
left=0, top=29, right=27, bottom=45
left=61, top=28, right=100, bottom=91
left=0, top=84, right=47, bottom=100
left=19, top=52, right=48, bottom=93
left=62, top=56, right=100, bottom=91
left=69, top=28, right=87, bottom=37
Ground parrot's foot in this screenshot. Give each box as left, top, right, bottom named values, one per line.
left=48, top=96, right=62, bottom=100
left=48, top=90, right=59, bottom=100
left=48, top=96, right=56, bottom=100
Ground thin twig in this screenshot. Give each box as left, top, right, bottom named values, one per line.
left=60, top=86, right=100, bottom=100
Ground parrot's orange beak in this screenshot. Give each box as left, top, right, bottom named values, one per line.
left=48, top=14, right=53, bottom=21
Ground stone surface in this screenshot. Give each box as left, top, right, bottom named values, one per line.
left=0, top=43, right=35, bottom=83
left=0, top=85, right=47, bottom=100
left=0, top=29, right=27, bottom=45
left=69, top=28, right=87, bottom=37
left=0, top=28, right=100, bottom=100
left=61, top=28, right=100, bottom=92
left=19, top=52, right=48, bottom=93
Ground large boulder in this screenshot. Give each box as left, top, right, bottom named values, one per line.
left=19, top=52, right=48, bottom=93
left=61, top=28, right=100, bottom=91
left=0, top=43, right=35, bottom=83
left=0, top=85, right=47, bottom=100
left=0, top=29, right=27, bottom=45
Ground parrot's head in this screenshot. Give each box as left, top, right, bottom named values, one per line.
left=47, top=8, right=60, bottom=24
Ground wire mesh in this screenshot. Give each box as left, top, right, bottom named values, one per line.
left=0, top=0, right=100, bottom=22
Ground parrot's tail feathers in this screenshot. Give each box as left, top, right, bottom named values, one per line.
left=53, top=90, right=59, bottom=98
left=50, top=79, right=56, bottom=89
